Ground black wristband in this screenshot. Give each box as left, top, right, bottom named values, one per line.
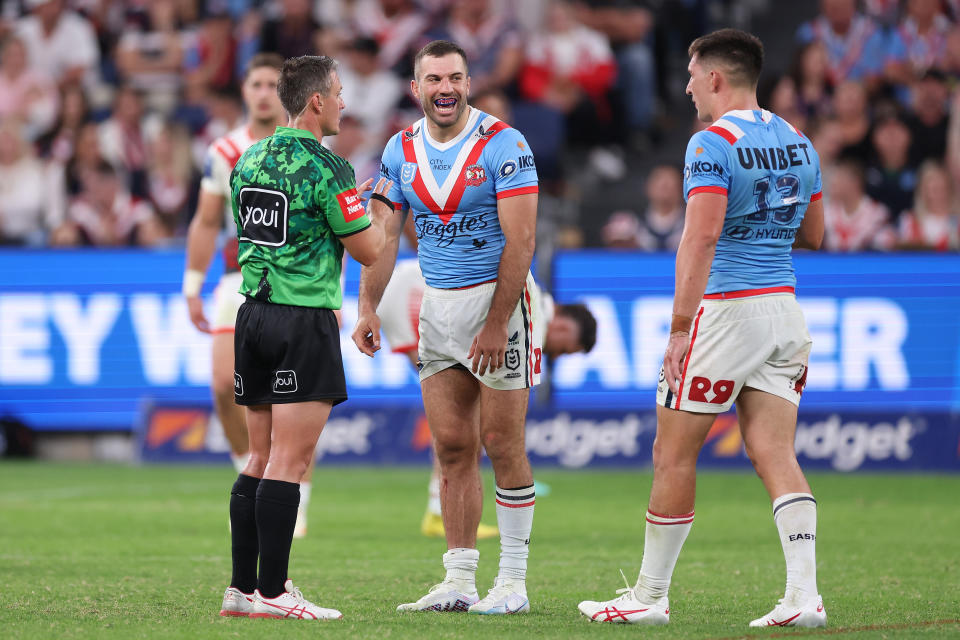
left=370, top=192, right=393, bottom=209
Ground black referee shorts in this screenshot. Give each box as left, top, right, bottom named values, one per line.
left=233, top=298, right=347, bottom=406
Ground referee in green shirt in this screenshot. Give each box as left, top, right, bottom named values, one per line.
left=218, top=55, right=394, bottom=621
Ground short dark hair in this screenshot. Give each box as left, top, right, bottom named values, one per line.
left=245, top=52, right=284, bottom=80
left=557, top=303, right=598, bottom=353
left=413, top=40, right=468, bottom=80
left=688, top=28, right=764, bottom=88
left=277, top=55, right=338, bottom=116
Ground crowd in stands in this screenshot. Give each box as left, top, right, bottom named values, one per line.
left=0, top=0, right=957, bottom=252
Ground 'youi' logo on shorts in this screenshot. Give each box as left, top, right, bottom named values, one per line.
left=234, top=373, right=244, bottom=396
left=239, top=187, right=288, bottom=247
left=273, top=370, right=298, bottom=393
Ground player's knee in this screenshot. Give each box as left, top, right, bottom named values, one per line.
left=211, top=369, right=235, bottom=398
left=434, top=438, right=477, bottom=467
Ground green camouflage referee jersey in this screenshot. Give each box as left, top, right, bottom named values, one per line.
left=230, top=126, right=370, bottom=309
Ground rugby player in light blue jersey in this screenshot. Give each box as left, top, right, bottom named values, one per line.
left=578, top=29, right=827, bottom=629
left=352, top=40, right=540, bottom=616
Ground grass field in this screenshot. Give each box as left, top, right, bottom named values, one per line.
left=1, top=463, right=958, bottom=639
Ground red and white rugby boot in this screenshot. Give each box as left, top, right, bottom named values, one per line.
left=578, top=571, right=669, bottom=625
left=219, top=586, right=255, bottom=617
left=749, top=595, right=826, bottom=628
left=250, top=579, right=342, bottom=620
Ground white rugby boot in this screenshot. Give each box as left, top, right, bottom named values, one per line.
left=578, top=571, right=669, bottom=625
left=468, top=577, right=530, bottom=615
left=219, top=586, right=255, bottom=617
left=249, top=579, right=342, bottom=620
left=750, top=595, right=826, bottom=628
left=396, top=578, right=479, bottom=612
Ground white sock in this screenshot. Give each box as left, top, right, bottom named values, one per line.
left=635, top=509, right=694, bottom=604
left=427, top=473, right=441, bottom=516
left=443, top=547, right=479, bottom=589
left=230, top=452, right=249, bottom=473
left=494, top=484, right=535, bottom=583
left=772, top=492, right=818, bottom=606
left=299, top=482, right=311, bottom=510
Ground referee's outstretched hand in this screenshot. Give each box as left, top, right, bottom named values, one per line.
left=352, top=311, right=382, bottom=357
left=186, top=296, right=211, bottom=334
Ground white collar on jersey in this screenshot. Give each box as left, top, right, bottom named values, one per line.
left=421, top=106, right=483, bottom=151
left=720, top=109, right=774, bottom=123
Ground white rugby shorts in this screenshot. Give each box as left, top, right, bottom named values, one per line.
left=418, top=271, right=542, bottom=390
left=656, top=291, right=811, bottom=413
left=377, top=260, right=424, bottom=354
left=211, top=271, right=245, bottom=333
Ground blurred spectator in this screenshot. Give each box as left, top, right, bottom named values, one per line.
left=52, top=159, right=161, bottom=247
left=822, top=158, right=897, bottom=251
left=428, top=0, right=523, bottom=95
left=831, top=80, right=872, bottom=163
left=575, top=0, right=657, bottom=134
left=328, top=114, right=380, bottom=185
left=789, top=41, right=833, bottom=122
left=36, top=83, right=87, bottom=162
left=601, top=210, right=642, bottom=249
left=0, top=33, right=58, bottom=139
left=636, top=165, right=684, bottom=252
left=259, top=0, right=321, bottom=60
left=98, top=85, right=162, bottom=198
left=518, top=0, right=617, bottom=149
left=886, top=0, right=951, bottom=86
left=796, top=0, right=887, bottom=89
left=64, top=121, right=104, bottom=196
left=351, top=0, right=429, bottom=74
left=472, top=88, right=511, bottom=122
left=338, top=37, right=402, bottom=144
left=114, top=0, right=183, bottom=114
left=0, top=120, right=63, bottom=244
left=942, top=27, right=960, bottom=86
left=863, top=0, right=901, bottom=28
left=906, top=69, right=949, bottom=165
left=767, top=76, right=808, bottom=133
left=898, top=160, right=960, bottom=250
left=15, top=0, right=99, bottom=90
left=183, top=9, right=235, bottom=93
left=865, top=115, right=917, bottom=224
left=146, top=121, right=194, bottom=239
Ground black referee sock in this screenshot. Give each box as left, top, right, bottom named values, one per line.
left=229, top=474, right=260, bottom=594
left=255, top=479, right=300, bottom=599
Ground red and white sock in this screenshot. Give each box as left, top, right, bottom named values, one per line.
left=635, top=509, right=694, bottom=604
left=495, top=484, right=535, bottom=581
left=772, top=492, right=818, bottom=606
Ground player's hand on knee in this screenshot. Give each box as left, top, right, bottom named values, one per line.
left=351, top=313, right=382, bottom=356
left=186, top=296, right=211, bottom=334
left=663, top=332, right=690, bottom=393
left=468, top=324, right=506, bottom=376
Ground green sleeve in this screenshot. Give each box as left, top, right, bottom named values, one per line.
left=316, top=157, right=371, bottom=237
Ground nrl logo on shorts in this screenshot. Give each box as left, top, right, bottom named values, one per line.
left=505, top=348, right=521, bottom=371
left=401, top=162, right=417, bottom=185
left=464, top=164, right=486, bottom=186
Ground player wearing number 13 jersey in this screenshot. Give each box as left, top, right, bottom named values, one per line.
left=579, top=30, right=827, bottom=629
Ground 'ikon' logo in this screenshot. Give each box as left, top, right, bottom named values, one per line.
left=273, top=370, right=298, bottom=393
left=239, top=187, right=288, bottom=247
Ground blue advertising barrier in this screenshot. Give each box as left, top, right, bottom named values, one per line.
left=1, top=249, right=959, bottom=445
left=138, top=404, right=960, bottom=472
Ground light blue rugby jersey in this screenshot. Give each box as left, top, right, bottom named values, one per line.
left=683, top=109, right=822, bottom=295
left=380, top=107, right=538, bottom=288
